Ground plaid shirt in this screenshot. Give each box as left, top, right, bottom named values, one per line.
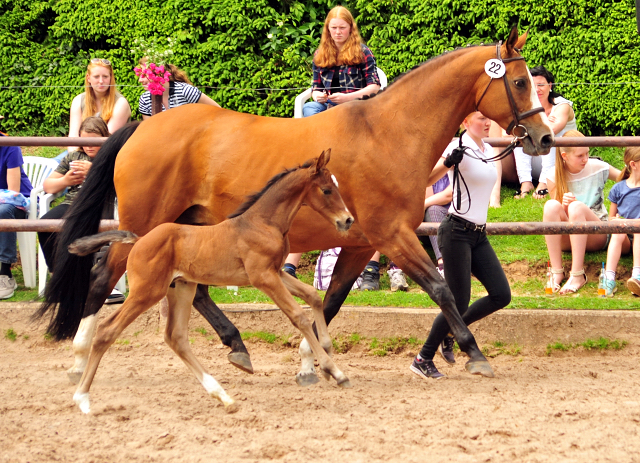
left=311, top=45, right=380, bottom=94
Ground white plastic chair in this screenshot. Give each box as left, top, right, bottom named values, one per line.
left=293, top=67, right=388, bottom=119
left=17, top=157, right=62, bottom=289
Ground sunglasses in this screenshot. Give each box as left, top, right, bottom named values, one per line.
left=90, top=58, right=112, bottom=66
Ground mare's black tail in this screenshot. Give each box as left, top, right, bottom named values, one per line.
left=33, top=122, right=141, bottom=340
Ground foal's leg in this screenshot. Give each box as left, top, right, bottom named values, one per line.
left=373, top=227, right=493, bottom=377
left=68, top=242, right=130, bottom=384
left=165, top=281, right=238, bottom=412
left=295, top=247, right=373, bottom=384
left=73, top=286, right=162, bottom=413
left=280, top=272, right=331, bottom=386
left=255, top=271, right=350, bottom=387
left=192, top=284, right=253, bottom=374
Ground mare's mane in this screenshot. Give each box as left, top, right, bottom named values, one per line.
left=360, top=43, right=489, bottom=101
left=227, top=159, right=316, bottom=219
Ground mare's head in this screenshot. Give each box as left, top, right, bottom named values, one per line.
left=304, top=149, right=354, bottom=233
left=475, top=26, right=553, bottom=156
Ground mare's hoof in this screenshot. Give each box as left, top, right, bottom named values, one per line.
left=465, top=360, right=495, bottom=378
left=337, top=378, right=352, bottom=389
left=224, top=402, right=240, bottom=414
left=67, top=370, right=83, bottom=385
left=228, top=352, right=254, bottom=374
left=295, top=372, right=320, bottom=387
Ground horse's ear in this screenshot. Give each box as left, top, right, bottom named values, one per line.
left=504, top=25, right=521, bottom=56
left=515, top=29, right=529, bottom=50
left=315, top=149, right=330, bottom=172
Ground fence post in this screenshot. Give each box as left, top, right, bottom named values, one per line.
left=151, top=94, right=162, bottom=116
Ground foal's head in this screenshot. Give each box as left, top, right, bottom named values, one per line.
left=303, top=149, right=354, bottom=233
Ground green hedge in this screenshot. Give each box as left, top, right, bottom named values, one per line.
left=1, top=0, right=639, bottom=135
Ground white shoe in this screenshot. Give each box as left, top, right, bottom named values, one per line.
left=387, top=268, right=408, bottom=292
left=105, top=288, right=125, bottom=304
left=0, top=275, right=16, bottom=299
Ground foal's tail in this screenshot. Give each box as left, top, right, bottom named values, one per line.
left=33, top=121, right=141, bottom=340
left=69, top=231, right=139, bottom=256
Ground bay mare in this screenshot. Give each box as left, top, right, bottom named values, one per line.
left=66, top=152, right=353, bottom=414
left=37, top=27, right=553, bottom=384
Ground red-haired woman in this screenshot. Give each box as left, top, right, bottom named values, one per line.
left=302, top=5, right=381, bottom=117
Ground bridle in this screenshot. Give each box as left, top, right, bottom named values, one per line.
left=476, top=41, right=545, bottom=141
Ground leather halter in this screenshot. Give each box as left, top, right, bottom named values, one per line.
left=475, top=42, right=545, bottom=137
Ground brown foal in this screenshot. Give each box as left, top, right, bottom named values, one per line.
left=68, top=151, right=353, bottom=414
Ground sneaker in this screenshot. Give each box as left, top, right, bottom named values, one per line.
left=410, top=357, right=445, bottom=380
left=387, top=268, right=408, bottom=292
left=437, top=262, right=445, bottom=279
left=438, top=335, right=456, bottom=364
left=360, top=266, right=380, bottom=291
left=602, top=278, right=617, bottom=298
left=627, top=276, right=640, bottom=297
left=282, top=265, right=298, bottom=279
left=0, top=275, right=16, bottom=299
left=105, top=288, right=125, bottom=304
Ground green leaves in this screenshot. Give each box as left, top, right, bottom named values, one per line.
left=1, top=0, right=640, bottom=135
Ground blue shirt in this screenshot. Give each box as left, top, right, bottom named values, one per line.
left=608, top=180, right=640, bottom=219
left=0, top=134, right=32, bottom=197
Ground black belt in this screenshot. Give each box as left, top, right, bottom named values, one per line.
left=447, top=214, right=486, bottom=233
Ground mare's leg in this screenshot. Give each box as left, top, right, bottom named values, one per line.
left=297, top=247, right=374, bottom=384
left=280, top=271, right=331, bottom=386
left=372, top=227, right=493, bottom=377
left=254, top=271, right=350, bottom=387
left=192, top=284, right=253, bottom=374
left=73, top=280, right=164, bottom=413
left=68, top=242, right=130, bottom=383
left=165, top=281, right=238, bottom=412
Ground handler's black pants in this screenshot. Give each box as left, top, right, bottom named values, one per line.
left=419, top=214, right=511, bottom=360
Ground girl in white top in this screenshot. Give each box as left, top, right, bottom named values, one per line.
left=410, top=112, right=510, bottom=380
left=544, top=130, right=621, bottom=294
left=514, top=65, right=577, bottom=199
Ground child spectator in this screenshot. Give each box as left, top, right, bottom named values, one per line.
left=0, top=132, right=33, bottom=298
left=602, top=147, right=640, bottom=296
left=543, top=130, right=621, bottom=294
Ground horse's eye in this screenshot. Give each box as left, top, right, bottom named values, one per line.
left=514, top=79, right=526, bottom=88
left=323, top=189, right=332, bottom=195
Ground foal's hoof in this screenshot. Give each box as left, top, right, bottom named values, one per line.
left=228, top=352, right=254, bottom=374
left=67, top=370, right=83, bottom=385
left=224, top=402, right=240, bottom=414
left=465, top=360, right=495, bottom=378
left=73, top=392, right=91, bottom=414
left=295, top=372, right=320, bottom=387
left=337, top=378, right=352, bottom=389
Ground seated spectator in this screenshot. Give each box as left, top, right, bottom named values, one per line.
left=543, top=130, right=621, bottom=295
left=302, top=5, right=381, bottom=117
left=421, top=175, right=453, bottom=278
left=513, top=66, right=577, bottom=199
left=38, top=117, right=123, bottom=304
left=57, top=58, right=132, bottom=162
left=0, top=132, right=33, bottom=298
left=602, top=147, right=639, bottom=296
left=137, top=59, right=220, bottom=119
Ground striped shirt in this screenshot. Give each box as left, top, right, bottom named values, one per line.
left=138, top=81, right=203, bottom=116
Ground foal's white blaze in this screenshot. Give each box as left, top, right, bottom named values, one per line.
left=527, top=69, right=552, bottom=132
left=331, top=174, right=339, bottom=187
left=68, top=314, right=98, bottom=382
left=73, top=391, right=91, bottom=414
left=201, top=373, right=235, bottom=408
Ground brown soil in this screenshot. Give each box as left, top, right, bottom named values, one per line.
left=2, top=304, right=640, bottom=462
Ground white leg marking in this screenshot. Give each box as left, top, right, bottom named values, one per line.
left=201, top=373, right=235, bottom=408
left=73, top=391, right=91, bottom=414
left=68, top=315, right=98, bottom=383
left=298, top=338, right=316, bottom=375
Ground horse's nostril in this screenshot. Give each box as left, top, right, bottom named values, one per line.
left=346, top=217, right=353, bottom=225
left=541, top=134, right=553, bottom=149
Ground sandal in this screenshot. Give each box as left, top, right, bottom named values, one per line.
left=549, top=268, right=564, bottom=294
left=534, top=188, right=548, bottom=199
left=559, top=269, right=588, bottom=295
left=514, top=189, right=532, bottom=199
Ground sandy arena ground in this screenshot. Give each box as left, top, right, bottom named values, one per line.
left=1, top=303, right=639, bottom=463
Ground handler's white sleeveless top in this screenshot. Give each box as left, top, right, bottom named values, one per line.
left=444, top=132, right=496, bottom=225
